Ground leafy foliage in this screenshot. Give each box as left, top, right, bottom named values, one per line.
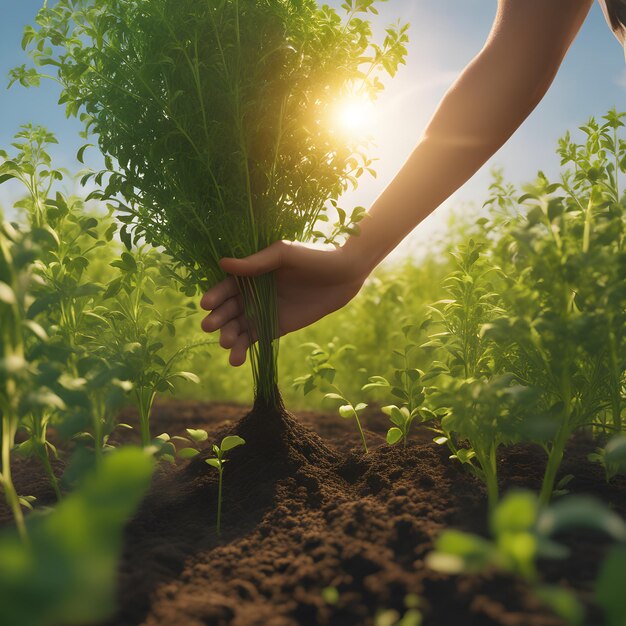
left=427, top=490, right=626, bottom=626
left=363, top=322, right=437, bottom=447
left=0, top=447, right=154, bottom=626
left=294, top=340, right=369, bottom=453
left=18, top=0, right=409, bottom=406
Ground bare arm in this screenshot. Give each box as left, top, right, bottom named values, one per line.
left=342, top=0, right=593, bottom=272
left=201, top=0, right=593, bottom=365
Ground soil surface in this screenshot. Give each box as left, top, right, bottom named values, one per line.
left=4, top=401, right=626, bottom=626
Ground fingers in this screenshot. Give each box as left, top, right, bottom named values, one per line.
left=219, top=317, right=244, bottom=349
left=219, top=240, right=291, bottom=277
left=200, top=276, right=239, bottom=311
left=201, top=296, right=241, bottom=333
left=229, top=332, right=250, bottom=367
left=226, top=316, right=259, bottom=367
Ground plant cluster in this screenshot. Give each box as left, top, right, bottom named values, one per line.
left=0, top=122, right=232, bottom=624
left=415, top=111, right=626, bottom=509
left=16, top=0, right=409, bottom=409
left=427, top=490, right=626, bottom=626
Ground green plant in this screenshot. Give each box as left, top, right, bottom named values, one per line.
left=595, top=545, right=626, bottom=626
left=426, top=238, right=503, bottom=380
left=375, top=594, right=423, bottom=626
left=588, top=434, right=626, bottom=481
left=427, top=490, right=626, bottom=626
left=0, top=218, right=66, bottom=541
left=482, top=114, right=625, bottom=505
left=363, top=322, right=437, bottom=447
left=0, top=446, right=154, bottom=626
left=99, top=247, right=213, bottom=446
left=436, top=375, right=540, bottom=512
left=205, top=435, right=246, bottom=536
left=19, top=0, right=408, bottom=413
left=294, top=340, right=369, bottom=453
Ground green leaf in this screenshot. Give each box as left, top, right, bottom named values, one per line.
left=324, top=393, right=344, bottom=403
left=186, top=428, right=208, bottom=443
left=605, top=435, right=626, bottom=472
left=0, top=282, right=16, bottom=305
left=177, top=448, right=200, bottom=460
left=0, top=447, right=153, bottom=626
left=77, top=143, right=94, bottom=164
left=386, top=427, right=403, bottom=445
left=170, top=371, right=200, bottom=384
left=537, top=496, right=626, bottom=542
left=491, top=491, right=538, bottom=536
left=205, top=458, right=221, bottom=469
left=427, top=530, right=495, bottom=574
left=362, top=376, right=389, bottom=391
left=595, top=545, right=626, bottom=626
left=0, top=356, right=27, bottom=375
left=535, top=585, right=583, bottom=626
left=338, top=405, right=355, bottom=419
left=220, top=435, right=245, bottom=452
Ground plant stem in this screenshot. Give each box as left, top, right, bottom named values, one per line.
left=539, top=425, right=570, bottom=507
left=92, top=395, right=104, bottom=469
left=240, top=273, right=281, bottom=410
left=485, top=446, right=499, bottom=513
left=216, top=467, right=223, bottom=537
left=1, top=412, right=28, bottom=544
left=582, top=193, right=593, bottom=254
left=38, top=444, right=61, bottom=502
left=137, top=389, right=156, bottom=447
left=354, top=413, right=368, bottom=455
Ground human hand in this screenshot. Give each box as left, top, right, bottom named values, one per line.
left=200, top=241, right=367, bottom=366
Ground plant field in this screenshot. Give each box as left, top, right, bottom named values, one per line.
left=0, top=1, right=625, bottom=626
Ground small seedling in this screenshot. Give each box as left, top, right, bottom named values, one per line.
left=294, top=341, right=369, bottom=454
left=362, top=323, right=437, bottom=448
left=588, top=434, right=626, bottom=481
left=205, top=435, right=246, bottom=536
left=325, top=393, right=369, bottom=454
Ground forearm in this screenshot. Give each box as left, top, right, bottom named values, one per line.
left=343, top=0, right=592, bottom=275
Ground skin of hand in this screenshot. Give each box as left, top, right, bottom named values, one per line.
left=200, top=242, right=367, bottom=366
left=201, top=0, right=594, bottom=366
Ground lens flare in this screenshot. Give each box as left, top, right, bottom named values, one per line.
left=333, top=95, right=376, bottom=135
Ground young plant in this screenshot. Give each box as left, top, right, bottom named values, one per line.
left=0, top=219, right=65, bottom=541
left=427, top=490, right=626, bottom=626
left=426, top=238, right=503, bottom=380
left=100, top=247, right=212, bottom=446
left=482, top=115, right=626, bottom=505
left=588, top=434, right=626, bottom=481
left=436, top=375, right=540, bottom=512
left=205, top=435, right=246, bottom=536
left=294, top=341, right=369, bottom=453
left=19, top=0, right=409, bottom=414
left=0, top=447, right=154, bottom=626
left=363, top=322, right=437, bottom=447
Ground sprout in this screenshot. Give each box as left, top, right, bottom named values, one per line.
left=205, top=435, right=246, bottom=536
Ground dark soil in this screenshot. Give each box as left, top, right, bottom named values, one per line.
left=4, top=401, right=626, bottom=626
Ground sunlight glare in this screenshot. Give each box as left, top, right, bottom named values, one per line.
left=333, top=95, right=376, bottom=136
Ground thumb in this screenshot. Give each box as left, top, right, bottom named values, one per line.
left=219, top=240, right=290, bottom=277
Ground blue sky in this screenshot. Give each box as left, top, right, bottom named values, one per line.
left=1, top=0, right=625, bottom=258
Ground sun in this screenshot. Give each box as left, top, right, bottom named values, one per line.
left=332, top=95, right=377, bottom=136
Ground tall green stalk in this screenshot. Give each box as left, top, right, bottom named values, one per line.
left=0, top=238, right=28, bottom=543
